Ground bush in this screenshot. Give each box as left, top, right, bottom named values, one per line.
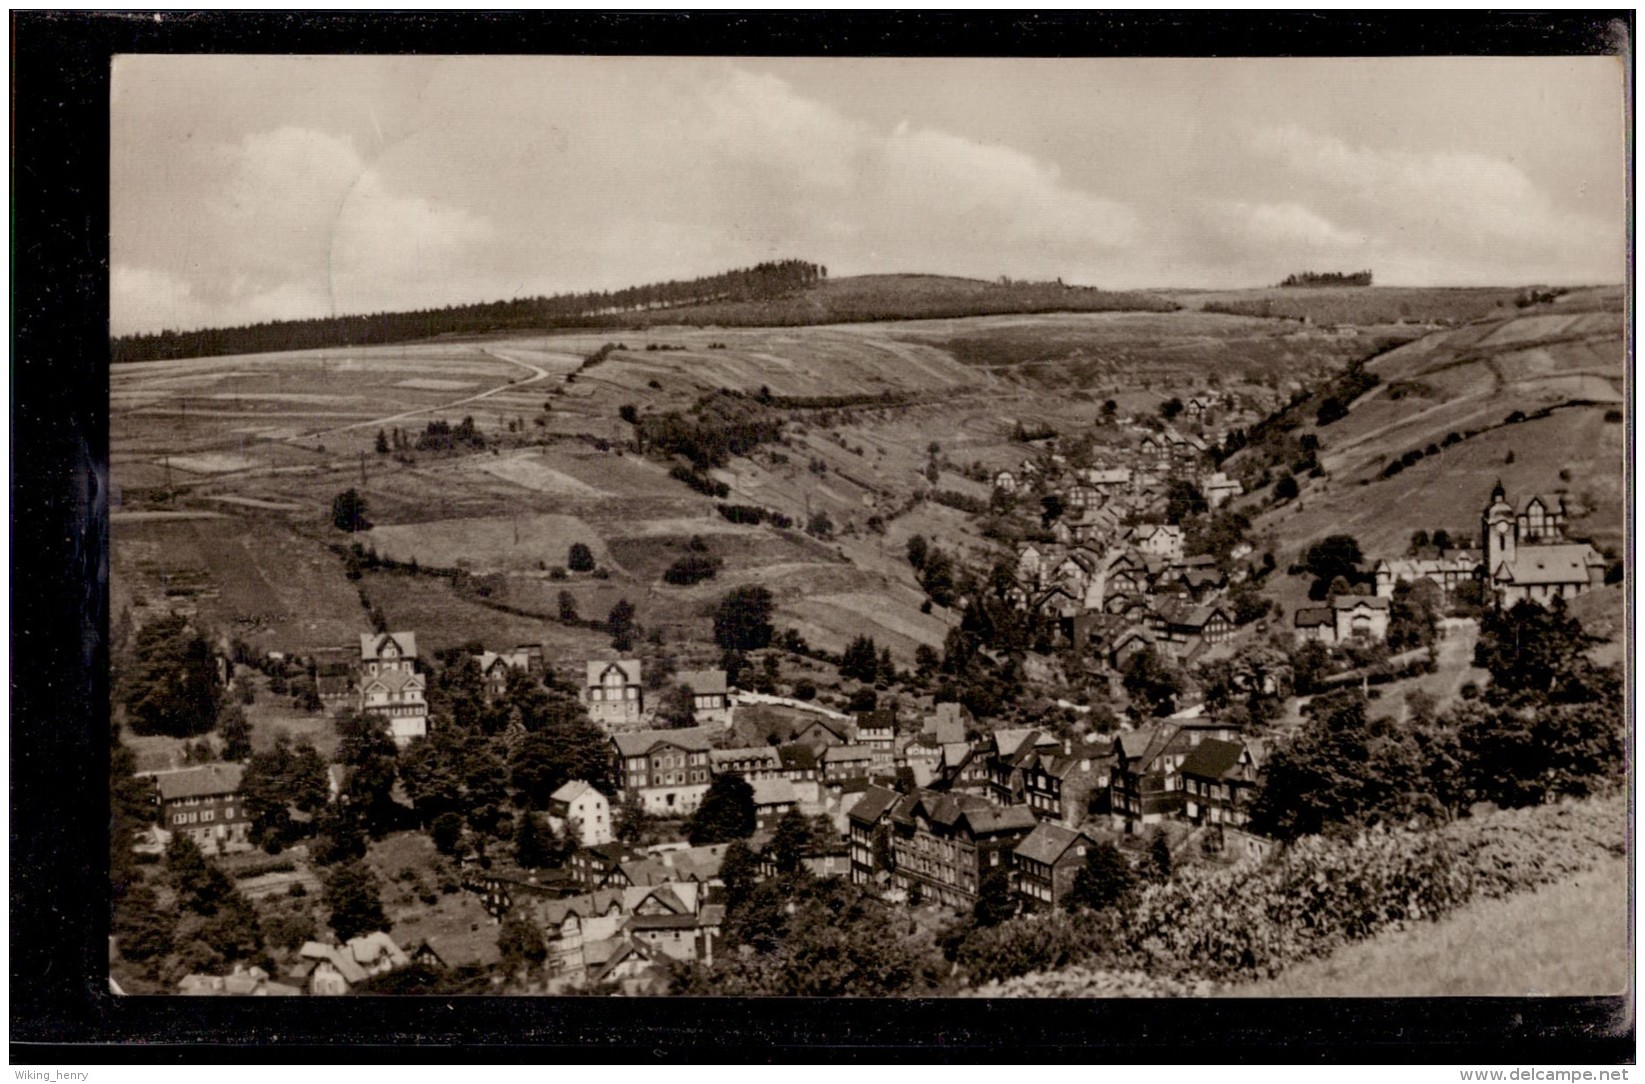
left=663, top=553, right=723, bottom=586
left=567, top=543, right=595, bottom=572
left=228, top=857, right=297, bottom=880
left=954, top=909, right=1120, bottom=986
left=670, top=464, right=730, bottom=499
left=1126, top=826, right=1467, bottom=982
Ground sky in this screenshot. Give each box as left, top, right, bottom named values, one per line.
left=110, top=55, right=1628, bottom=336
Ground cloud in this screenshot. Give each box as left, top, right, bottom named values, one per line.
left=331, top=172, right=495, bottom=314
left=1247, top=124, right=1621, bottom=281
left=686, top=69, right=1141, bottom=278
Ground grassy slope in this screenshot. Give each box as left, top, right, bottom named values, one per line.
left=582, top=273, right=1179, bottom=328
left=116, top=287, right=1599, bottom=668
left=1250, top=295, right=1626, bottom=567
left=1228, top=855, right=1630, bottom=997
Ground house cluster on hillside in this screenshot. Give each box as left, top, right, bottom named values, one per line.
left=1011, top=527, right=1242, bottom=672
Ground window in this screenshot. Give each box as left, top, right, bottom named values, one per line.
left=201, top=810, right=215, bottom=822
left=173, top=813, right=186, bottom=825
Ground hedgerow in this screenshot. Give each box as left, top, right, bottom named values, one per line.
left=954, top=794, right=1626, bottom=992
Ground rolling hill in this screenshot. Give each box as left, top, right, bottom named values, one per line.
left=1245, top=287, right=1625, bottom=565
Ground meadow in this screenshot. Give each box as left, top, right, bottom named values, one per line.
left=112, top=283, right=1615, bottom=671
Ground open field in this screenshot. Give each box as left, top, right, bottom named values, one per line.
left=1228, top=855, right=1630, bottom=997
left=112, top=286, right=1615, bottom=671
left=1159, top=284, right=1606, bottom=327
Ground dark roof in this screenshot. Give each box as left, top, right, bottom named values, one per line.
left=847, top=785, right=900, bottom=826
left=611, top=727, right=714, bottom=757
left=856, top=709, right=897, bottom=730
left=777, top=743, right=819, bottom=771
left=1177, top=738, right=1247, bottom=781
left=1330, top=594, right=1391, bottom=611
left=1294, top=607, right=1334, bottom=627
left=960, top=805, right=1039, bottom=836
left=1013, top=822, right=1089, bottom=865
left=627, top=913, right=700, bottom=932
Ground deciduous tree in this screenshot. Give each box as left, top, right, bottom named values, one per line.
left=688, top=775, right=756, bottom=845
left=323, top=862, right=388, bottom=942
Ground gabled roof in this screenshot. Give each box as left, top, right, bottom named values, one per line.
left=1178, top=738, right=1248, bottom=782
left=1517, top=493, right=1566, bottom=515
left=777, top=744, right=818, bottom=771
left=677, top=669, right=727, bottom=697
left=550, top=780, right=598, bottom=805
left=346, top=931, right=410, bottom=969
left=1496, top=544, right=1603, bottom=585
left=587, top=659, right=643, bottom=687
left=1115, top=728, right=1156, bottom=762
left=959, top=805, right=1038, bottom=836
left=992, top=728, right=1041, bottom=759
left=1294, top=607, right=1335, bottom=627
left=362, top=667, right=423, bottom=694
left=1154, top=599, right=1232, bottom=628
left=533, top=888, right=629, bottom=927
left=299, top=941, right=368, bottom=985
left=1013, top=821, right=1091, bottom=866
left=360, top=631, right=417, bottom=661
left=847, top=784, right=901, bottom=826
left=611, top=727, right=714, bottom=757
left=1330, top=594, right=1391, bottom=611
left=822, top=743, right=874, bottom=763
left=475, top=650, right=528, bottom=675
left=797, top=716, right=850, bottom=740
left=154, top=763, right=244, bottom=801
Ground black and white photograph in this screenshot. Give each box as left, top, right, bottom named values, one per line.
left=9, top=10, right=1635, bottom=1062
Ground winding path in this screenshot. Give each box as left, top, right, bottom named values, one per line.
left=308, top=347, right=559, bottom=438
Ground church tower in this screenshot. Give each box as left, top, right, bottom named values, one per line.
left=1482, top=480, right=1516, bottom=573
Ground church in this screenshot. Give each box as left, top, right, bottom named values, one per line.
left=1481, top=483, right=1605, bottom=606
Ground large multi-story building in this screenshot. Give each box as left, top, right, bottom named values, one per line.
left=887, top=790, right=1037, bottom=909
left=358, top=631, right=427, bottom=747
left=1481, top=483, right=1606, bottom=606
left=610, top=728, right=713, bottom=816
left=1109, top=719, right=1239, bottom=833
left=152, top=763, right=250, bottom=855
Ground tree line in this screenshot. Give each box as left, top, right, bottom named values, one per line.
left=110, top=260, right=826, bottom=363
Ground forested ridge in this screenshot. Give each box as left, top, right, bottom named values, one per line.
left=110, top=259, right=826, bottom=363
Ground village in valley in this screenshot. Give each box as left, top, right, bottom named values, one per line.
left=107, top=269, right=1627, bottom=999
left=97, top=51, right=1627, bottom=1006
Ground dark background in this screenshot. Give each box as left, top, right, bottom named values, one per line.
left=11, top=9, right=1633, bottom=1062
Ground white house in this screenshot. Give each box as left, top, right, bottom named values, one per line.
left=549, top=780, right=613, bottom=847
left=358, top=632, right=427, bottom=747
left=585, top=659, right=645, bottom=730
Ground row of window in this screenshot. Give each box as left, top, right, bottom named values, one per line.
left=590, top=687, right=640, bottom=701
left=173, top=808, right=233, bottom=825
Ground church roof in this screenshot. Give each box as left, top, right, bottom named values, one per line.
left=1495, top=545, right=1603, bottom=586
